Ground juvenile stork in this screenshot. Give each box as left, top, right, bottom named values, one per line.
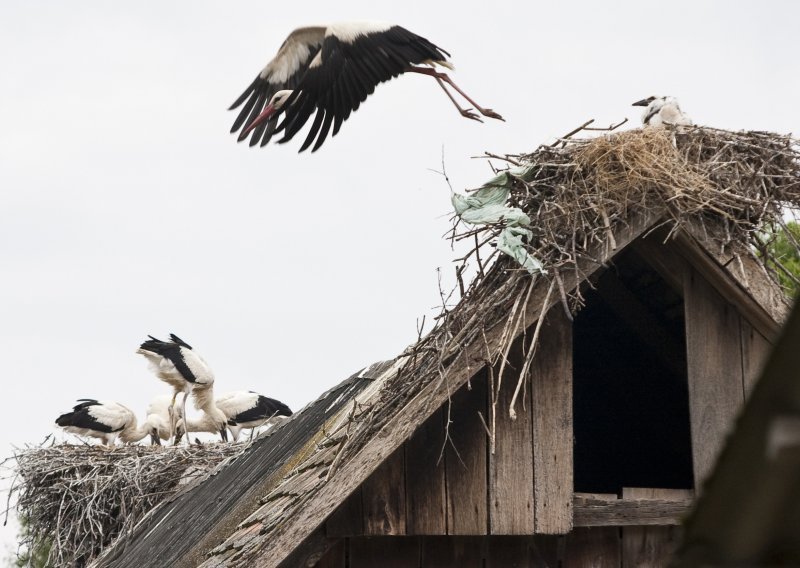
left=55, top=400, right=165, bottom=445
left=137, top=334, right=228, bottom=443
left=230, top=22, right=504, bottom=152
left=633, top=95, right=692, bottom=126
left=177, top=390, right=292, bottom=443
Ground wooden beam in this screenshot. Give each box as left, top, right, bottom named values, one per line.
left=422, top=536, right=484, bottom=568
left=684, top=266, right=746, bottom=488
left=563, top=527, right=621, bottom=567
left=326, top=490, right=363, bottom=537
left=621, top=488, right=688, bottom=567
left=405, top=408, right=447, bottom=535
left=362, top=447, right=406, bottom=535
left=739, top=318, right=773, bottom=398
left=674, top=229, right=785, bottom=341
left=446, top=371, right=489, bottom=535
left=349, top=537, right=420, bottom=568
left=573, top=493, right=692, bottom=527
left=489, top=336, right=535, bottom=535
left=532, top=308, right=573, bottom=535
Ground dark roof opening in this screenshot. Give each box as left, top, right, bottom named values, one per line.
left=573, top=247, right=694, bottom=494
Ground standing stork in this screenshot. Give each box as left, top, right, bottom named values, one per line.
left=137, top=334, right=228, bottom=443
left=632, top=95, right=692, bottom=126
left=230, top=22, right=504, bottom=152
left=55, top=399, right=165, bottom=445
left=176, top=390, right=293, bottom=443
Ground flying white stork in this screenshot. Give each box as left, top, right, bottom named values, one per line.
left=177, top=391, right=292, bottom=443
left=230, top=22, right=504, bottom=152
left=137, top=334, right=228, bottom=443
left=55, top=399, right=165, bottom=445
left=632, top=95, right=692, bottom=126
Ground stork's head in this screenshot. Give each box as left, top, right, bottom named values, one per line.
left=208, top=406, right=229, bottom=442
left=270, top=89, right=293, bottom=110
left=240, top=89, right=295, bottom=139
left=632, top=95, right=660, bottom=108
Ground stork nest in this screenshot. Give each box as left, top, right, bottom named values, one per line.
left=326, top=124, right=800, bottom=470
left=5, top=441, right=248, bottom=568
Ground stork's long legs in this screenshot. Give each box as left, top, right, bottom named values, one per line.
left=182, top=391, right=191, bottom=446
left=407, top=66, right=505, bottom=122
left=434, top=77, right=482, bottom=122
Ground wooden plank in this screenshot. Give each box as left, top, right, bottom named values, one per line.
left=349, top=537, right=420, bottom=568
left=740, top=318, right=773, bottom=398
left=676, top=228, right=785, bottom=340
left=362, top=446, right=406, bottom=535
left=684, top=267, right=746, bottom=488
left=313, top=538, right=345, bottom=568
left=489, top=335, right=535, bottom=535
left=446, top=370, right=489, bottom=535
left=532, top=308, right=574, bottom=534
left=486, top=535, right=533, bottom=568
left=620, top=488, right=688, bottom=568
left=405, top=408, right=447, bottom=535
left=573, top=493, right=692, bottom=527
left=531, top=535, right=561, bottom=567
left=422, top=536, right=484, bottom=568
left=563, top=527, right=621, bottom=568
left=326, top=490, right=363, bottom=537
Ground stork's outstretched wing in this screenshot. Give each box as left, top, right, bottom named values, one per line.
left=230, top=26, right=326, bottom=146
left=276, top=25, right=450, bottom=152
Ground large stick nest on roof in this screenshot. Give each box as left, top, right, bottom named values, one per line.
left=6, top=442, right=248, bottom=567
left=330, top=124, right=800, bottom=468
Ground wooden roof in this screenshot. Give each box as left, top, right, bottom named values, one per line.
left=94, top=212, right=791, bottom=568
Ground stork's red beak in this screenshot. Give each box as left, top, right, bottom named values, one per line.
left=239, top=103, right=277, bottom=139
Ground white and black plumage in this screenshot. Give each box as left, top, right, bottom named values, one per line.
left=632, top=95, right=692, bottom=126
left=137, top=334, right=228, bottom=443
left=55, top=399, right=162, bottom=445
left=230, top=22, right=504, bottom=152
left=144, top=395, right=178, bottom=445
left=178, top=391, right=292, bottom=442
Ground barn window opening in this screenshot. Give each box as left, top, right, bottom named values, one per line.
left=573, top=247, right=694, bottom=494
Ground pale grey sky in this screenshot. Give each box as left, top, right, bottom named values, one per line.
left=1, top=0, right=798, bottom=554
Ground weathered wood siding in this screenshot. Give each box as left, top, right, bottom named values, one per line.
left=313, top=532, right=684, bottom=568
left=684, top=267, right=774, bottom=488
left=327, top=307, right=574, bottom=540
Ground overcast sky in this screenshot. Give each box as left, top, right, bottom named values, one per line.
left=1, top=0, right=799, bottom=555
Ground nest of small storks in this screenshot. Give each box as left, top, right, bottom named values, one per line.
left=325, top=124, right=800, bottom=472
left=5, top=441, right=248, bottom=567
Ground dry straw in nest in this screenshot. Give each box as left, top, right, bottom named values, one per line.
left=330, top=124, right=800, bottom=466
left=6, top=441, right=248, bottom=567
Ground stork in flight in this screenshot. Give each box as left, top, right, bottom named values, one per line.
left=632, top=95, right=692, bottom=126
left=137, top=334, right=228, bottom=443
left=230, top=22, right=504, bottom=152
left=176, top=390, right=292, bottom=443
left=55, top=399, right=165, bottom=445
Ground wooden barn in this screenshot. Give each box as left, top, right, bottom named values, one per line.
left=93, top=218, right=789, bottom=568
left=89, top=127, right=800, bottom=568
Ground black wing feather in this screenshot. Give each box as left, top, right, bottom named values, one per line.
left=231, top=395, right=293, bottom=424
left=275, top=25, right=450, bottom=152
left=55, top=400, right=120, bottom=433
left=139, top=335, right=200, bottom=384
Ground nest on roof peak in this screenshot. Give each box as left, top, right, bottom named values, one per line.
left=456, top=125, right=800, bottom=301
left=5, top=441, right=248, bottom=568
